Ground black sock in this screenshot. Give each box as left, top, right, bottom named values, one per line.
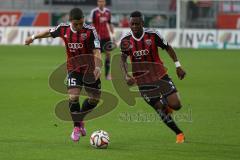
left=69, top=100, right=81, bottom=127
left=154, top=97, right=182, bottom=135
left=80, top=98, right=97, bottom=121
left=105, top=59, right=110, bottom=77
left=157, top=108, right=182, bottom=135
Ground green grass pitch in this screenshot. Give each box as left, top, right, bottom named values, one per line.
left=0, top=45, right=240, bottom=160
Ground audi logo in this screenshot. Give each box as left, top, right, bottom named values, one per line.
left=133, top=49, right=149, bottom=57
left=68, top=43, right=83, bottom=49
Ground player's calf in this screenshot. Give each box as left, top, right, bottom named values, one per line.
left=68, top=89, right=81, bottom=127
left=153, top=101, right=183, bottom=136
left=105, top=51, right=111, bottom=80
left=69, top=99, right=82, bottom=127
left=80, top=98, right=99, bottom=120
left=88, top=97, right=100, bottom=105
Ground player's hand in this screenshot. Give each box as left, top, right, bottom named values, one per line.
left=94, top=67, right=101, bottom=80
left=25, top=37, right=34, bottom=45
left=125, top=74, right=136, bottom=86
left=176, top=67, right=186, bottom=80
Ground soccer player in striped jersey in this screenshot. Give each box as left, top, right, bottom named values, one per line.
left=90, top=0, right=114, bottom=80
left=25, top=8, right=102, bottom=142
left=120, top=11, right=186, bottom=143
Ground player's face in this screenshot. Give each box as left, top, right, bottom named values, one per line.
left=98, top=0, right=106, bottom=8
left=130, top=17, right=143, bottom=35
left=71, top=18, right=84, bottom=31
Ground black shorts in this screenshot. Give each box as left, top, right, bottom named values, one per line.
left=100, top=38, right=112, bottom=52
left=138, top=74, right=177, bottom=107
left=67, top=71, right=101, bottom=94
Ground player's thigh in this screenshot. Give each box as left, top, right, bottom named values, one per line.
left=166, top=92, right=182, bottom=110
left=160, top=74, right=182, bottom=110
left=139, top=85, right=161, bottom=109
left=67, top=71, right=83, bottom=100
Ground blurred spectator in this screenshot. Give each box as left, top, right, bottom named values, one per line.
left=169, top=0, right=176, bottom=28
left=197, top=0, right=212, bottom=8
left=197, top=0, right=213, bottom=18
left=187, top=1, right=199, bottom=20
left=119, top=15, right=129, bottom=27
left=187, top=0, right=213, bottom=20
left=57, top=13, right=69, bottom=24
left=169, top=0, right=176, bottom=11
left=149, top=15, right=167, bottom=28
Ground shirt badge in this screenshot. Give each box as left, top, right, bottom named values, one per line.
left=81, top=33, right=87, bottom=40
left=145, top=39, right=152, bottom=46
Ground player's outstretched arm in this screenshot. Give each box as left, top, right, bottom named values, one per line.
left=93, top=49, right=102, bottom=80
left=120, top=54, right=136, bottom=86
left=25, top=30, right=52, bottom=45
left=166, top=45, right=186, bottom=80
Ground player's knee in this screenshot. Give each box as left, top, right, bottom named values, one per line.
left=168, top=101, right=182, bottom=111
left=88, top=98, right=100, bottom=105
left=69, top=94, right=79, bottom=101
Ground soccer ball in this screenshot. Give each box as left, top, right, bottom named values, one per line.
left=90, top=130, right=110, bottom=149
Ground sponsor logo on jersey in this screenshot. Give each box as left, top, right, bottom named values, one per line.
left=100, top=17, right=108, bottom=23
left=133, top=49, right=149, bottom=59
left=68, top=43, right=83, bottom=49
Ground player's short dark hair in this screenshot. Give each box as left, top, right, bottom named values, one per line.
left=69, top=8, right=84, bottom=20
left=130, top=11, right=143, bottom=19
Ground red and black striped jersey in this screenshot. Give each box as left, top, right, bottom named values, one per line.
left=49, top=23, right=100, bottom=73
left=120, top=28, right=169, bottom=85
left=90, top=7, right=111, bottom=40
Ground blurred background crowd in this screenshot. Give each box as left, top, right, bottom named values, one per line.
left=0, top=0, right=240, bottom=29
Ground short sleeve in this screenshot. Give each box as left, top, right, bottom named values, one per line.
left=120, top=39, right=130, bottom=56
left=90, top=28, right=101, bottom=49
left=90, top=10, right=96, bottom=24
left=155, top=31, right=169, bottom=50
left=49, top=24, right=62, bottom=38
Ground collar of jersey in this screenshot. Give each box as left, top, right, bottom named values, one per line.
left=130, top=28, right=145, bottom=41
left=98, top=7, right=106, bottom=13
left=70, top=23, right=77, bottom=33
